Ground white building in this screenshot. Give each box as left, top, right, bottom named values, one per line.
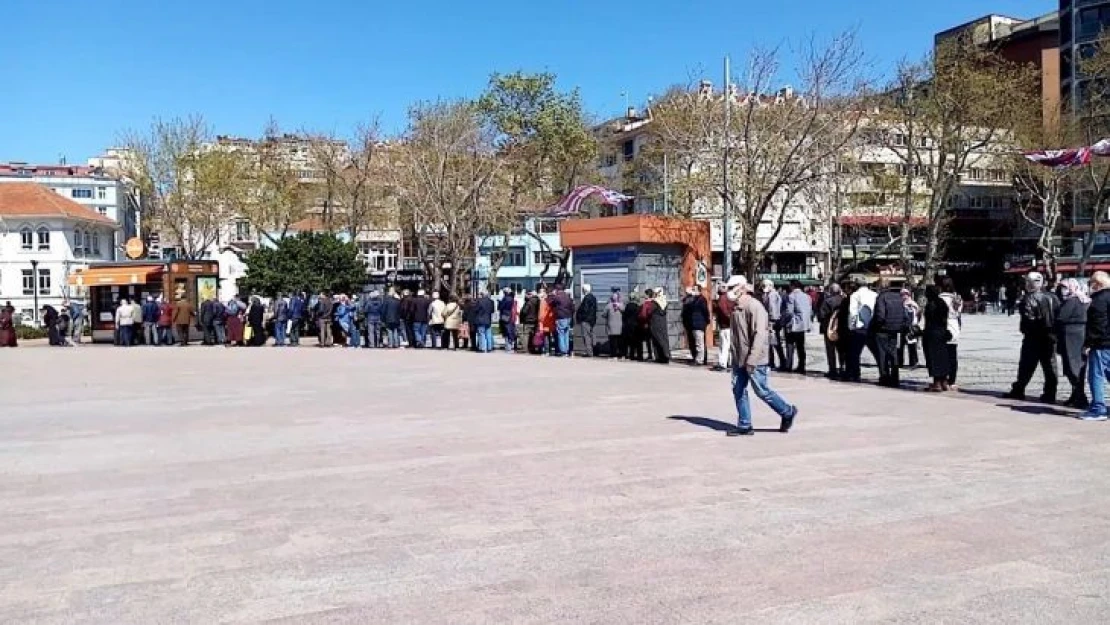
left=0, top=183, right=120, bottom=321
left=0, top=161, right=138, bottom=253
left=474, top=218, right=568, bottom=292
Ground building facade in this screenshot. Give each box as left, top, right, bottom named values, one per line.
left=473, top=218, right=568, bottom=293
left=0, top=183, right=120, bottom=322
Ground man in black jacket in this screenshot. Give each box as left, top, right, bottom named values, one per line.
left=399, top=290, right=416, bottom=348
left=681, top=286, right=710, bottom=366
left=382, top=290, right=402, bottom=348
left=817, top=283, right=845, bottom=379
left=316, top=291, right=334, bottom=347
left=520, top=290, right=540, bottom=354
left=411, top=289, right=431, bottom=348
left=1004, top=271, right=1059, bottom=403
left=474, top=290, right=495, bottom=353
left=871, top=280, right=910, bottom=387
left=575, top=284, right=598, bottom=357
left=1082, top=271, right=1110, bottom=420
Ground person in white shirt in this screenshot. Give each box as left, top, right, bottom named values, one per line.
left=114, top=298, right=136, bottom=347
left=845, top=279, right=877, bottom=382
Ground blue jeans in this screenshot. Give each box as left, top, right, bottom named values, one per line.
left=387, top=324, right=402, bottom=348
left=366, top=320, right=381, bottom=347
left=556, top=318, right=571, bottom=356
left=413, top=322, right=428, bottom=348
left=347, top=322, right=360, bottom=347
left=1088, top=349, right=1110, bottom=414
left=118, top=324, right=134, bottom=346
left=731, top=365, right=793, bottom=429
left=274, top=319, right=288, bottom=345
left=502, top=322, right=516, bottom=352
left=476, top=324, right=493, bottom=352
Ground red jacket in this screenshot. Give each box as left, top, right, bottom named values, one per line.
left=157, top=302, right=174, bottom=326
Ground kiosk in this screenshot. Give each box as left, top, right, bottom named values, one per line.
left=68, top=261, right=220, bottom=343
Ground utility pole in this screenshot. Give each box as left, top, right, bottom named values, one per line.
left=722, top=55, right=733, bottom=280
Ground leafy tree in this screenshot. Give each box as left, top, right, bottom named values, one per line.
left=238, top=232, right=367, bottom=296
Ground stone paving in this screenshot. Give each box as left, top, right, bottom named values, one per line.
left=2, top=340, right=1109, bottom=623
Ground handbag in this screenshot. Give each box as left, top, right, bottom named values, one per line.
left=244, top=325, right=254, bottom=342
left=825, top=312, right=840, bottom=342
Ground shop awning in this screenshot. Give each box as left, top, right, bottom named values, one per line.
left=68, top=264, right=164, bottom=287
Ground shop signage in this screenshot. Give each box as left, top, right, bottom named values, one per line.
left=574, top=249, right=637, bottom=265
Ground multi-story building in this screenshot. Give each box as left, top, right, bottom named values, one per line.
left=0, top=183, right=120, bottom=322
left=1060, top=0, right=1110, bottom=110
left=0, top=161, right=139, bottom=252
left=473, top=218, right=568, bottom=293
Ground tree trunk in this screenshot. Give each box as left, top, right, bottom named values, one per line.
left=738, top=226, right=760, bottom=281
left=923, top=218, right=943, bottom=285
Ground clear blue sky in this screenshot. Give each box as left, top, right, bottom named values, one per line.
left=2, top=0, right=1052, bottom=163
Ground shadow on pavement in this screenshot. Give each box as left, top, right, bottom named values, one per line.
left=667, top=416, right=779, bottom=433
left=1004, top=404, right=1078, bottom=419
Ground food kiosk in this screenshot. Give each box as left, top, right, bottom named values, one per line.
left=67, top=260, right=220, bottom=343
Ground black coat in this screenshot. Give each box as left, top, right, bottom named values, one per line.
left=382, top=297, right=401, bottom=325
left=474, top=296, right=495, bottom=326
left=520, top=296, right=540, bottom=325
left=817, top=293, right=843, bottom=333
left=923, top=296, right=951, bottom=380
left=680, top=295, right=710, bottom=331
left=648, top=301, right=671, bottom=360
left=622, top=302, right=640, bottom=337
left=1057, top=296, right=1088, bottom=379
left=872, top=289, right=908, bottom=334
left=399, top=297, right=415, bottom=322
left=1087, top=289, right=1110, bottom=349
left=412, top=296, right=431, bottom=323
left=576, top=293, right=598, bottom=324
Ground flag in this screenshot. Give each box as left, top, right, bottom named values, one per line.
left=1023, top=148, right=1091, bottom=169
left=548, top=185, right=633, bottom=217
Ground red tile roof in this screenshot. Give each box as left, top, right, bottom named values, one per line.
left=0, top=183, right=117, bottom=225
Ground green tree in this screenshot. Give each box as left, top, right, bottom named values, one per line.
left=238, top=232, right=367, bottom=296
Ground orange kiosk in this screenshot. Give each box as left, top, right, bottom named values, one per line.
left=68, top=260, right=220, bottom=343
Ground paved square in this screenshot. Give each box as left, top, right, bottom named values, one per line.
left=2, top=345, right=1110, bottom=623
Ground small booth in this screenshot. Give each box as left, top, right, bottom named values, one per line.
left=560, top=215, right=712, bottom=355
left=68, top=260, right=220, bottom=343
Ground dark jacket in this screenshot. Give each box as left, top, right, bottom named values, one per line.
left=622, top=301, right=641, bottom=337
left=872, top=288, right=909, bottom=334
left=474, top=296, right=495, bottom=326
left=199, top=300, right=218, bottom=326
left=364, top=296, right=384, bottom=322
left=714, top=296, right=734, bottom=330
left=681, top=294, right=710, bottom=331
left=836, top=291, right=852, bottom=339
left=550, top=290, right=574, bottom=320
left=42, top=305, right=58, bottom=326
left=1086, top=289, right=1110, bottom=349
left=817, top=293, right=844, bottom=333
left=412, top=296, right=431, bottom=323
left=383, top=296, right=401, bottom=325
left=141, top=301, right=159, bottom=324
left=399, top=296, right=416, bottom=322
left=289, top=296, right=306, bottom=320
left=274, top=298, right=289, bottom=322
left=520, top=296, right=540, bottom=325
left=498, top=295, right=516, bottom=324
left=575, top=293, right=598, bottom=324
left=1019, top=290, right=1058, bottom=336
left=1057, top=295, right=1089, bottom=375
left=248, top=303, right=264, bottom=327
left=316, top=296, right=334, bottom=321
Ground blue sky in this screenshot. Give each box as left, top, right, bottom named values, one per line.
left=3, top=0, right=1051, bottom=163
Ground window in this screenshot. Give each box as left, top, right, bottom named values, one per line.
left=234, top=220, right=252, bottom=242
left=892, top=133, right=907, bottom=147
left=489, top=246, right=527, bottom=267
left=357, top=242, right=399, bottom=271
left=74, top=229, right=85, bottom=256
left=916, top=136, right=929, bottom=148
left=970, top=196, right=985, bottom=209
left=36, top=227, right=50, bottom=250
left=535, top=220, right=559, bottom=234
left=97, top=206, right=108, bottom=216
left=20, top=226, right=32, bottom=250
left=71, top=188, right=93, bottom=199
left=533, top=250, right=560, bottom=265
left=37, top=269, right=51, bottom=295
left=601, top=153, right=618, bottom=167
left=22, top=270, right=33, bottom=295
left=622, top=140, right=635, bottom=161
left=96, top=187, right=107, bottom=200
left=967, top=168, right=984, bottom=180
left=91, top=231, right=101, bottom=256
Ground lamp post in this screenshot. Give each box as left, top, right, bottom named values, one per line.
left=30, top=259, right=39, bottom=324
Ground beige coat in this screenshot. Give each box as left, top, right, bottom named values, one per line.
left=730, top=293, right=770, bottom=368
left=443, top=302, right=463, bottom=330
left=429, top=299, right=446, bottom=325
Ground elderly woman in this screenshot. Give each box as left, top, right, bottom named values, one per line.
left=602, top=290, right=625, bottom=359
left=649, top=288, right=671, bottom=364
left=1057, top=278, right=1091, bottom=408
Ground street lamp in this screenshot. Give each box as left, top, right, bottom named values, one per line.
left=30, top=259, right=39, bottom=324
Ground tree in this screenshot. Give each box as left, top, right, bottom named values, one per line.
left=242, top=118, right=314, bottom=245
left=237, top=232, right=366, bottom=296
left=476, top=71, right=597, bottom=290
left=120, top=116, right=252, bottom=258
left=649, top=32, right=868, bottom=278
left=879, top=35, right=1037, bottom=283
left=389, top=99, right=502, bottom=295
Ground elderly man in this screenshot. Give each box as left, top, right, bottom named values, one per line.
left=760, top=279, right=787, bottom=370
left=1082, top=271, right=1110, bottom=421
left=783, top=279, right=813, bottom=374
left=727, top=276, right=799, bottom=437
left=1004, top=271, right=1059, bottom=404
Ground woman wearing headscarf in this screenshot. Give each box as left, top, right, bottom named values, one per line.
left=0, top=304, right=15, bottom=347
left=225, top=297, right=245, bottom=346
left=247, top=296, right=266, bottom=346
left=1057, top=278, right=1091, bottom=408
left=923, top=284, right=953, bottom=392
left=649, top=288, right=671, bottom=364
left=602, top=290, right=625, bottom=359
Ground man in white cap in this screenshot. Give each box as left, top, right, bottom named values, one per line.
left=1004, top=271, right=1060, bottom=403
left=726, top=275, right=798, bottom=436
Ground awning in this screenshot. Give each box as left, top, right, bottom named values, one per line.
left=68, top=264, right=164, bottom=287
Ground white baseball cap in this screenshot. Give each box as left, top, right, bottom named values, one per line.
left=726, top=275, right=747, bottom=289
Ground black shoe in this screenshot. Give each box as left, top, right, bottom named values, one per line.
left=1039, top=395, right=1056, bottom=405
left=727, top=427, right=754, bottom=437
left=1002, top=390, right=1025, bottom=401
left=780, top=407, right=797, bottom=433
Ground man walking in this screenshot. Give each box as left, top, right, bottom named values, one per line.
left=550, top=283, right=574, bottom=357
left=783, top=280, right=812, bottom=374
left=871, top=279, right=910, bottom=387
left=575, top=284, right=598, bottom=357
left=316, top=291, right=334, bottom=347
left=1082, top=271, right=1110, bottom=421
left=1004, top=272, right=1060, bottom=403
left=845, top=278, right=877, bottom=382
left=817, top=283, right=844, bottom=379
left=726, top=276, right=798, bottom=437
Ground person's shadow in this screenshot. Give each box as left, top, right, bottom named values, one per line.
left=667, top=415, right=780, bottom=433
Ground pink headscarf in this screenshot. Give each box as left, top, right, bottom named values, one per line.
left=1062, top=278, right=1090, bottom=304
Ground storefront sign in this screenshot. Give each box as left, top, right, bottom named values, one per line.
left=574, top=249, right=637, bottom=265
